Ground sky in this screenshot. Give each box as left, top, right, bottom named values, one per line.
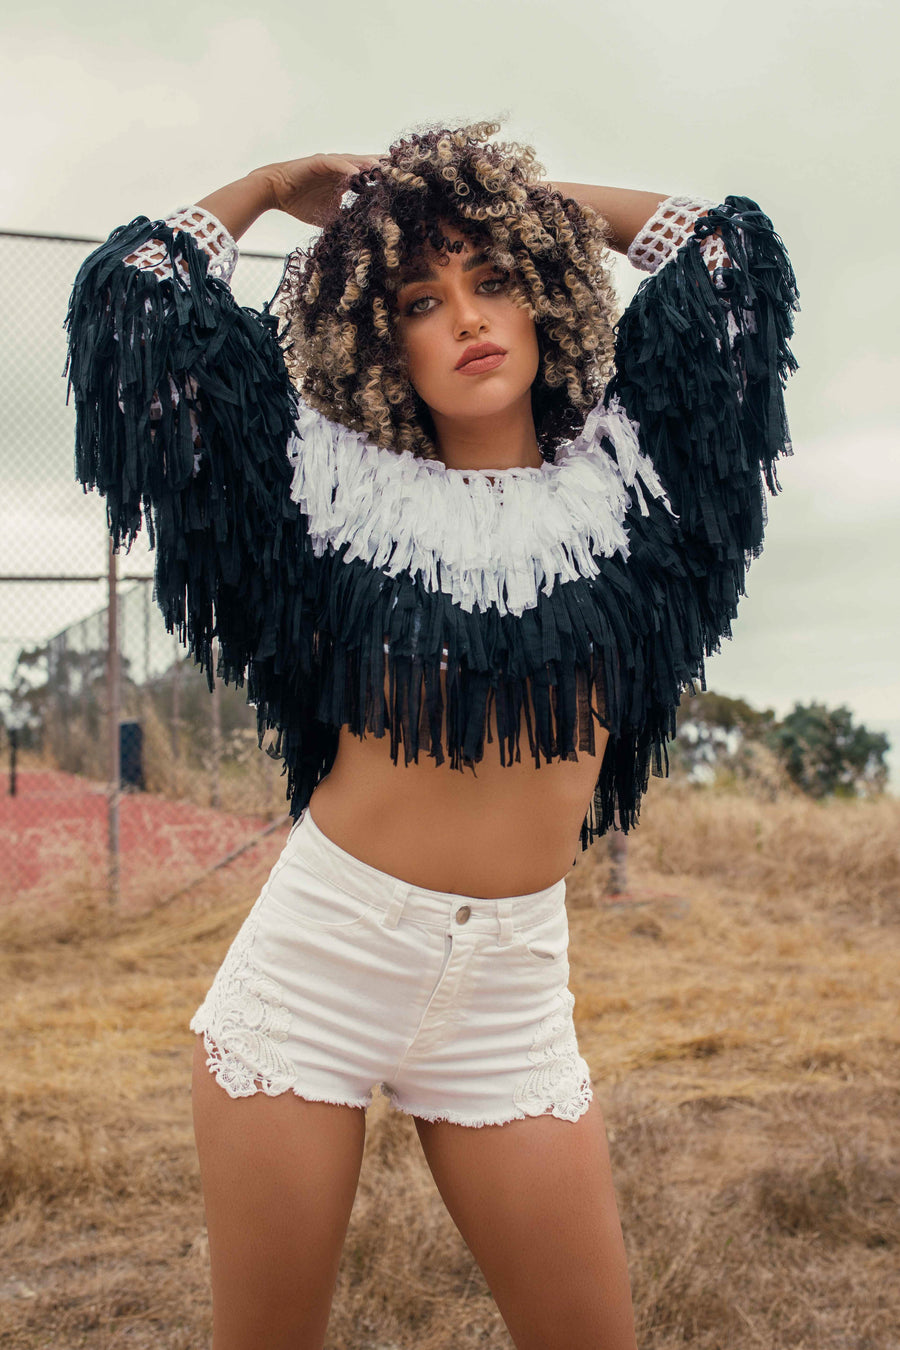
left=1, top=0, right=898, bottom=784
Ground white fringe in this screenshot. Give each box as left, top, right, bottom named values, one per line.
left=287, top=394, right=674, bottom=618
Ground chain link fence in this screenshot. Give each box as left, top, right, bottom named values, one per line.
left=0, top=227, right=294, bottom=908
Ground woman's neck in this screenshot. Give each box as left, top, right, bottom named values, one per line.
left=430, top=396, right=544, bottom=472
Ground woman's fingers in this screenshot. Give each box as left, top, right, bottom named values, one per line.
left=266, top=151, right=389, bottom=224
left=334, top=153, right=386, bottom=175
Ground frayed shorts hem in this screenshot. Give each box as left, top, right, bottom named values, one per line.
left=194, top=1029, right=374, bottom=1109
left=383, top=1086, right=595, bottom=1129
left=194, top=1031, right=594, bottom=1127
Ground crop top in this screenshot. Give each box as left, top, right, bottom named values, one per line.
left=64, top=193, right=799, bottom=852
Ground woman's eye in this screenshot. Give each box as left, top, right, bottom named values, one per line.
left=403, top=273, right=509, bottom=317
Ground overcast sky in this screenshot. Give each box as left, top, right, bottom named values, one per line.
left=1, top=0, right=897, bottom=784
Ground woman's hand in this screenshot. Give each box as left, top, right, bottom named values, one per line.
left=256, top=153, right=386, bottom=228
left=194, top=153, right=386, bottom=244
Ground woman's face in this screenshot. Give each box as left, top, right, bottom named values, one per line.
left=392, top=223, right=540, bottom=426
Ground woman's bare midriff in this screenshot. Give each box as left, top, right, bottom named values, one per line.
left=308, top=706, right=609, bottom=899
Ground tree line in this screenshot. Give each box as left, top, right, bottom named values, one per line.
left=671, top=690, right=890, bottom=799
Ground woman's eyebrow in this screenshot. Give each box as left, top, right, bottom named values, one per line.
left=398, top=251, right=492, bottom=284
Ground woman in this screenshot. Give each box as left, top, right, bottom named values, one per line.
left=66, top=121, right=799, bottom=1350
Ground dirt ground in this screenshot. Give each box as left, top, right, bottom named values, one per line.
left=2, top=781, right=898, bottom=1348
left=0, top=764, right=282, bottom=900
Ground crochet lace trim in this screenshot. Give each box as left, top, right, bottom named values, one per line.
left=512, top=988, right=594, bottom=1123
left=288, top=392, right=673, bottom=618
left=123, top=204, right=239, bottom=285
left=189, top=900, right=296, bottom=1098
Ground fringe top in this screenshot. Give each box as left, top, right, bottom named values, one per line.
left=64, top=193, right=800, bottom=852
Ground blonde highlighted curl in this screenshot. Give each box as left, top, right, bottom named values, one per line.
left=273, top=120, right=620, bottom=461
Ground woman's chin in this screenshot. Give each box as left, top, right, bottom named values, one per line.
left=429, top=385, right=533, bottom=422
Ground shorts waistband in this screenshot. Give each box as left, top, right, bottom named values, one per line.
left=291, top=804, right=566, bottom=933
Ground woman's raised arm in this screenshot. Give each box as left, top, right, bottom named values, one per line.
left=541, top=180, right=669, bottom=255
left=195, top=153, right=385, bottom=240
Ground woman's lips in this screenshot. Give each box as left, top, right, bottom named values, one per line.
left=456, top=351, right=507, bottom=375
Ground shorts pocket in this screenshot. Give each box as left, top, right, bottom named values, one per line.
left=512, top=899, right=569, bottom=966
left=262, top=853, right=379, bottom=932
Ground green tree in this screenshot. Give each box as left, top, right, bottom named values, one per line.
left=767, top=702, right=890, bottom=799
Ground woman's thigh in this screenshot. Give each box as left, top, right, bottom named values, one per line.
left=191, top=1036, right=367, bottom=1350
left=414, top=1095, right=637, bottom=1350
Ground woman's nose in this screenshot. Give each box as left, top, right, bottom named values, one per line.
left=451, top=294, right=489, bottom=337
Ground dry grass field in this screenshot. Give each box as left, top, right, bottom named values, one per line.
left=2, top=780, right=898, bottom=1349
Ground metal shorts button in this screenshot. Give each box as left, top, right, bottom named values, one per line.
left=455, top=905, right=471, bottom=924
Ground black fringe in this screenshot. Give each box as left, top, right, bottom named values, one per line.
left=591, top=194, right=800, bottom=847
left=65, top=199, right=799, bottom=856
left=64, top=217, right=303, bottom=690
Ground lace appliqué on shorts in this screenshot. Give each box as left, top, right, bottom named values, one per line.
left=190, top=903, right=295, bottom=1098
left=513, top=988, right=593, bottom=1123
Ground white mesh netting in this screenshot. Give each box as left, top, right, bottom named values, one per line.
left=626, top=194, right=729, bottom=277
left=123, top=204, right=238, bottom=284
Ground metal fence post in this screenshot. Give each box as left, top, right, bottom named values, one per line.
left=107, top=537, right=120, bottom=908
left=8, top=727, right=17, bottom=797
left=607, top=830, right=629, bottom=897
left=171, top=635, right=182, bottom=761
left=210, top=637, right=221, bottom=810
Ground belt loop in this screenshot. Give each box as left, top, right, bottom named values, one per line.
left=497, top=900, right=514, bottom=947
left=381, top=880, right=410, bottom=930
left=287, top=808, right=307, bottom=842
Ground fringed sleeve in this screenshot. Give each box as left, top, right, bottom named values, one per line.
left=587, top=194, right=800, bottom=839
left=64, top=210, right=302, bottom=692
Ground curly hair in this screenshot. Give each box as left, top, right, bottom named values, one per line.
left=273, top=119, right=620, bottom=462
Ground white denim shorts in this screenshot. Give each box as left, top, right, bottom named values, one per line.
left=190, top=804, right=593, bottom=1127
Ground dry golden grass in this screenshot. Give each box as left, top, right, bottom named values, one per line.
left=1, top=780, right=898, bottom=1348
left=139, top=695, right=293, bottom=818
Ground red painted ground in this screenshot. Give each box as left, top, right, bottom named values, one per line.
left=0, top=768, right=288, bottom=903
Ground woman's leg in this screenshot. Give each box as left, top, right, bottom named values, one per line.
left=414, top=1096, right=637, bottom=1350
left=191, top=1036, right=367, bottom=1350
